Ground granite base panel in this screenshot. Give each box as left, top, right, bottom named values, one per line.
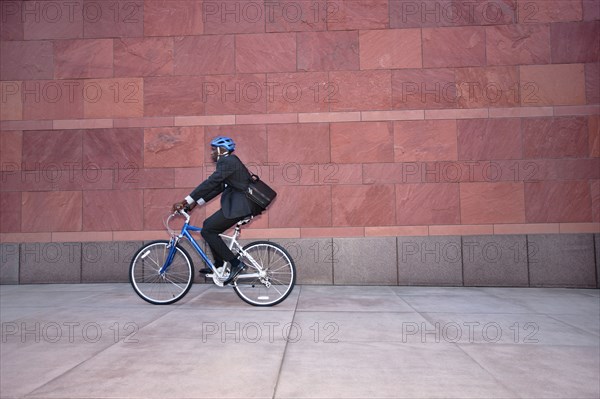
left=1, top=234, right=598, bottom=288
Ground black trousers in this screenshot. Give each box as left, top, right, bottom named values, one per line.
left=201, top=209, right=246, bottom=265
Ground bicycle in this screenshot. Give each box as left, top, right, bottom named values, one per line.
left=129, top=210, right=296, bottom=306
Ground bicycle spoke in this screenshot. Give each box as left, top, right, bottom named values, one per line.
left=143, top=274, right=161, bottom=284
left=145, top=253, right=163, bottom=269
left=268, top=262, right=290, bottom=273
left=268, top=284, right=284, bottom=296
left=162, top=276, right=185, bottom=289
left=268, top=275, right=290, bottom=286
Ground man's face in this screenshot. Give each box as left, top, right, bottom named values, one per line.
left=211, top=146, right=228, bottom=162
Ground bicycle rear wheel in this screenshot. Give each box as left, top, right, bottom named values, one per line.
left=129, top=240, right=194, bottom=305
left=234, top=241, right=296, bottom=306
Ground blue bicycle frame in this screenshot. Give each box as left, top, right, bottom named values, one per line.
left=158, top=219, right=214, bottom=275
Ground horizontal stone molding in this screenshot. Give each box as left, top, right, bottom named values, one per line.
left=1, top=224, right=599, bottom=243
left=4, top=105, right=598, bottom=131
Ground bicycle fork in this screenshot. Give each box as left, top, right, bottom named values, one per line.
left=158, top=237, right=179, bottom=275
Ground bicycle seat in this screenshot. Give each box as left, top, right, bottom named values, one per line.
left=237, top=217, right=253, bottom=226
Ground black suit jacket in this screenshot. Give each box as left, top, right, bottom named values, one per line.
left=189, top=154, right=254, bottom=219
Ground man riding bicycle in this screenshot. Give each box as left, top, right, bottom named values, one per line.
left=172, top=136, right=259, bottom=285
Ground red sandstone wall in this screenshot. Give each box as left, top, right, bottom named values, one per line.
left=0, top=0, right=598, bottom=242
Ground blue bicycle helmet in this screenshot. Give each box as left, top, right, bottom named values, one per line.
left=210, top=136, right=235, bottom=152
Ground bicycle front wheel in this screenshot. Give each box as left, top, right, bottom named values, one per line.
left=234, top=241, right=296, bottom=306
left=129, top=240, right=194, bottom=305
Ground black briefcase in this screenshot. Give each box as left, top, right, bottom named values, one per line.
left=246, top=174, right=277, bottom=214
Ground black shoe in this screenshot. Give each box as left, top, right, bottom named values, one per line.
left=223, top=261, right=245, bottom=285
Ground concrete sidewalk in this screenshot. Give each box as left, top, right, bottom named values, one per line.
left=1, top=284, right=598, bottom=399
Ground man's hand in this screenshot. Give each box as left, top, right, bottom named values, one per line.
left=172, top=200, right=198, bottom=213
left=171, top=201, right=187, bottom=213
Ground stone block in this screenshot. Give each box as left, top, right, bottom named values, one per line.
left=391, top=68, right=457, bottom=110
left=267, top=123, right=330, bottom=164
left=277, top=238, right=333, bottom=285
left=551, top=21, right=599, bottom=64
left=332, top=185, right=395, bottom=227
left=144, top=126, right=204, bottom=168
left=334, top=237, right=397, bottom=285
left=267, top=186, right=332, bottom=228
left=462, top=235, right=528, bottom=287
left=0, top=41, right=53, bottom=80
left=586, top=63, right=600, bottom=104
left=202, top=0, right=265, bottom=34
left=0, top=243, right=19, bottom=284
left=236, top=33, right=296, bottom=73
left=20, top=243, right=81, bottom=284
left=114, top=37, right=173, bottom=77
left=454, top=66, right=520, bottom=108
left=595, top=234, right=600, bottom=288
left=329, top=70, right=392, bottom=112
left=522, top=117, right=589, bottom=159
left=265, top=72, right=329, bottom=113
left=54, top=39, right=114, bottom=79
left=202, top=74, right=266, bottom=115
left=423, top=27, right=486, bottom=68
left=528, top=234, right=596, bottom=288
left=21, top=191, right=83, bottom=233
left=486, top=24, right=551, bottom=66
left=83, top=78, right=144, bottom=119
left=520, top=64, right=586, bottom=106
left=0, top=192, right=21, bottom=233
left=591, top=180, right=600, bottom=223
left=327, top=0, right=388, bottom=30
left=397, top=236, right=462, bottom=286
left=518, top=0, right=582, bottom=23
left=460, top=182, right=526, bottom=224
left=174, top=35, right=234, bottom=75
left=396, top=183, right=460, bottom=225
left=525, top=181, right=592, bottom=223
left=360, top=29, right=422, bottom=70
left=82, top=242, right=141, bottom=283
left=23, top=79, right=84, bottom=120
left=144, top=0, right=203, bottom=36
left=83, top=128, right=144, bottom=169
left=331, top=121, right=394, bottom=164
left=83, top=190, right=144, bottom=231
left=144, top=76, right=205, bottom=117
left=394, top=120, right=458, bottom=162
left=82, top=1, right=143, bottom=38
left=457, top=119, right=522, bottom=160
left=297, top=31, right=359, bottom=71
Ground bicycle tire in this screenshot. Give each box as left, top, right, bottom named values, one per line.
left=233, top=241, right=296, bottom=307
left=129, top=240, right=194, bottom=305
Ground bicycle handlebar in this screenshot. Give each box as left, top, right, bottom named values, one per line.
left=164, top=209, right=191, bottom=236
left=177, top=209, right=191, bottom=222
